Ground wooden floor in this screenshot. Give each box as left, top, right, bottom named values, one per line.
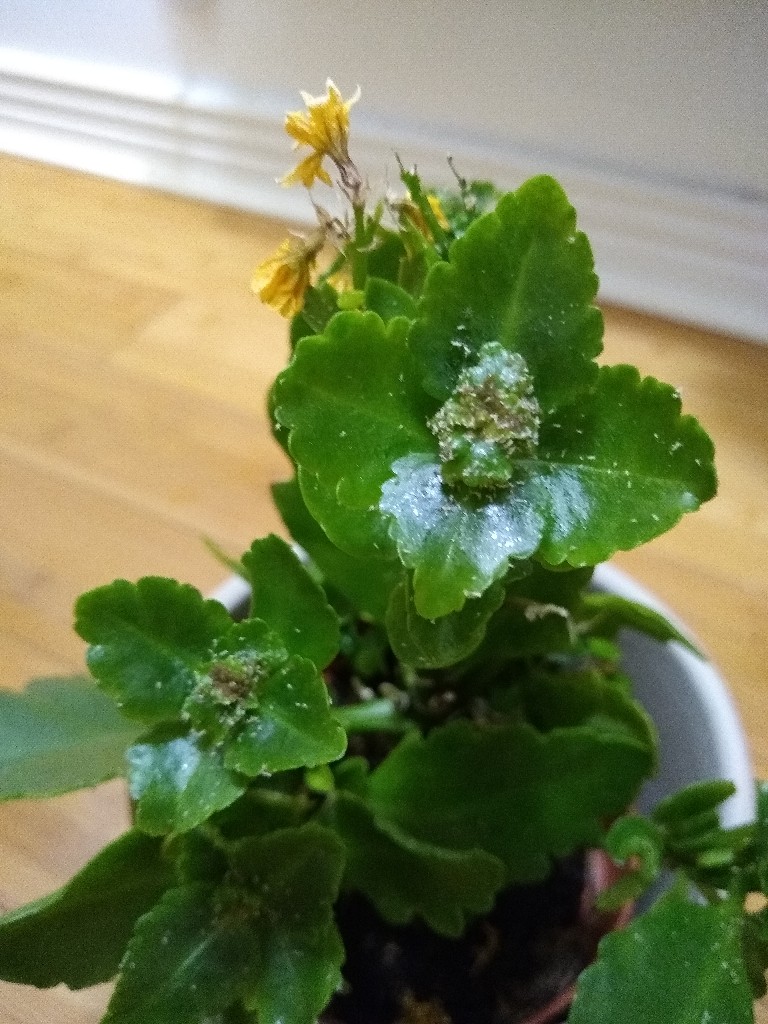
left=1, top=154, right=767, bottom=1022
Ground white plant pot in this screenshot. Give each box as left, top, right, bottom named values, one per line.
left=209, top=564, right=756, bottom=826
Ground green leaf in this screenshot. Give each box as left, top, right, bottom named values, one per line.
left=104, top=882, right=260, bottom=1024
left=0, top=829, right=173, bottom=988
left=380, top=453, right=541, bottom=618
left=289, top=282, right=339, bottom=349
left=76, top=578, right=232, bottom=723
left=460, top=565, right=593, bottom=673
left=596, top=816, right=664, bottom=910
left=436, top=180, right=501, bottom=237
left=579, top=592, right=701, bottom=655
left=514, top=668, right=658, bottom=767
left=231, top=825, right=346, bottom=1024
left=0, top=675, right=140, bottom=800
left=128, top=730, right=244, bottom=835
left=225, top=656, right=346, bottom=777
left=325, top=790, right=504, bottom=936
left=240, top=535, right=340, bottom=668
left=274, top=310, right=435, bottom=511
left=652, top=779, right=737, bottom=827
left=569, top=884, right=753, bottom=1024
left=298, top=468, right=396, bottom=561
left=364, top=277, right=417, bottom=322
left=272, top=477, right=399, bottom=620
left=529, top=364, right=717, bottom=566
left=410, top=175, right=602, bottom=409
left=385, top=575, right=505, bottom=668
left=368, top=719, right=652, bottom=883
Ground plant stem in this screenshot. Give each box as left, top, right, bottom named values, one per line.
left=334, top=698, right=412, bottom=734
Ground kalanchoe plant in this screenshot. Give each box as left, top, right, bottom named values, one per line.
left=1, top=79, right=766, bottom=1024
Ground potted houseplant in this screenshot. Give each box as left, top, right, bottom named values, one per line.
left=1, top=80, right=766, bottom=1023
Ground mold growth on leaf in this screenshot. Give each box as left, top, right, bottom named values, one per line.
left=183, top=655, right=268, bottom=740
left=428, top=341, right=540, bottom=492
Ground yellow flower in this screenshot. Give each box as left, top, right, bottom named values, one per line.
left=427, top=194, right=450, bottom=231
left=281, top=80, right=361, bottom=188
left=251, top=232, right=324, bottom=318
left=399, top=193, right=450, bottom=240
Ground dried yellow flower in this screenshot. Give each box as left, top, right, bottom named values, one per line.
left=281, top=80, right=361, bottom=189
left=251, top=232, right=324, bottom=318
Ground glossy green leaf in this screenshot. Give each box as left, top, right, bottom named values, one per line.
left=298, top=468, right=396, bottom=561
left=272, top=477, right=399, bottom=620
left=76, top=578, right=232, bottom=723
left=104, top=883, right=260, bottom=1024
left=274, top=310, right=435, bottom=511
left=529, top=364, right=717, bottom=566
left=0, top=675, right=140, bottom=800
left=231, top=825, right=346, bottom=1024
left=460, top=565, right=593, bottom=673
left=240, top=535, right=340, bottom=668
left=569, top=884, right=753, bottom=1024
left=326, top=791, right=504, bottom=936
left=368, top=719, right=652, bottom=883
left=225, top=656, right=346, bottom=777
left=128, top=730, right=244, bottom=835
left=385, top=575, right=505, bottom=668
left=0, top=829, right=172, bottom=988
left=380, top=453, right=541, bottom=618
left=410, top=175, right=602, bottom=409
left=580, top=592, right=701, bottom=655
left=106, top=841, right=342, bottom=1024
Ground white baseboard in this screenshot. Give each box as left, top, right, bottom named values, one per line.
left=1, top=49, right=766, bottom=342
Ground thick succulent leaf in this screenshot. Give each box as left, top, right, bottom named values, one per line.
left=368, top=719, right=652, bottom=883
left=380, top=453, right=542, bottom=618
left=326, top=790, right=504, bottom=936
left=298, top=469, right=396, bottom=561
left=104, top=883, right=259, bottom=1024
left=385, top=576, right=505, bottom=668
left=273, top=310, right=435, bottom=510
left=225, top=656, right=346, bottom=777
left=240, top=535, right=340, bottom=668
left=410, top=175, right=602, bottom=410
left=579, top=592, right=701, bottom=655
left=272, top=478, right=399, bottom=620
left=0, top=675, right=140, bottom=800
left=364, top=276, right=417, bottom=322
left=568, top=884, right=753, bottom=1024
left=128, top=730, right=244, bottom=835
left=529, top=364, right=717, bottom=566
left=76, top=578, right=232, bottom=723
left=0, top=829, right=173, bottom=988
left=232, top=825, right=346, bottom=1024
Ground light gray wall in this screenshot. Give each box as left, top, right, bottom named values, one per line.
left=3, top=0, right=766, bottom=200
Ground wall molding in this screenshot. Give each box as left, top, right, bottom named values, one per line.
left=1, top=49, right=766, bottom=341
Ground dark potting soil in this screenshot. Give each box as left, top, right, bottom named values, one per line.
left=327, top=852, right=591, bottom=1024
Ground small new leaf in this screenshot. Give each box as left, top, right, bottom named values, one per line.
left=76, top=577, right=232, bottom=722
left=385, top=575, right=505, bottom=668
left=0, top=830, right=173, bottom=989
left=241, top=535, right=340, bottom=668
left=0, top=675, right=140, bottom=800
